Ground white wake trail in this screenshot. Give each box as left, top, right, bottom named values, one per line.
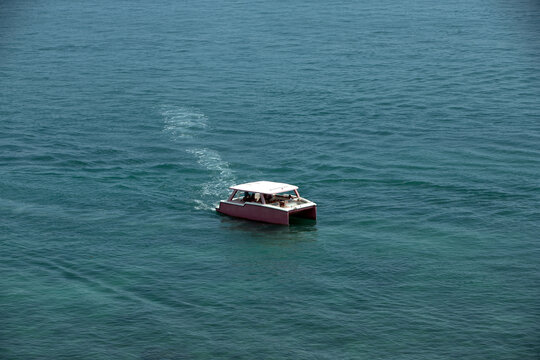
left=161, top=106, right=236, bottom=211
left=161, top=106, right=208, bottom=139
left=187, top=148, right=236, bottom=210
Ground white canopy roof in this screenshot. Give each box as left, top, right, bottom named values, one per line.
left=230, top=181, right=298, bottom=195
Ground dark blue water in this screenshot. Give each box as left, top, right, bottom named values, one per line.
left=2, top=1, right=539, bottom=358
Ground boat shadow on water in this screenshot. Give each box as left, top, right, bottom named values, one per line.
left=217, top=211, right=317, bottom=242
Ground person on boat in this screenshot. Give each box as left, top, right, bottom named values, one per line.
left=243, top=192, right=253, bottom=202
left=254, top=193, right=261, bottom=203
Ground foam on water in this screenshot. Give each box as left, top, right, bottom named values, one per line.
left=187, top=148, right=236, bottom=210
left=161, top=106, right=208, bottom=139
left=161, top=106, right=236, bottom=210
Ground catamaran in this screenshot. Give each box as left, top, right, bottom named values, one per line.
left=216, top=181, right=317, bottom=225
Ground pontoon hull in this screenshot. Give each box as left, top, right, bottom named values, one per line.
left=216, top=202, right=316, bottom=225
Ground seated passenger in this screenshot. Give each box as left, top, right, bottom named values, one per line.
left=243, top=192, right=253, bottom=202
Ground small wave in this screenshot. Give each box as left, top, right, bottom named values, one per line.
left=24, top=256, right=203, bottom=311
left=161, top=106, right=207, bottom=139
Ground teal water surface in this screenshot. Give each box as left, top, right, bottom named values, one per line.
left=1, top=0, right=540, bottom=359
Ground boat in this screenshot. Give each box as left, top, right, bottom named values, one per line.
left=216, top=181, right=317, bottom=225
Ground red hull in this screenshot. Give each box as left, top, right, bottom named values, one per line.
left=216, top=202, right=316, bottom=225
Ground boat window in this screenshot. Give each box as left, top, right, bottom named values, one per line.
left=233, top=190, right=300, bottom=203
left=277, top=191, right=298, bottom=199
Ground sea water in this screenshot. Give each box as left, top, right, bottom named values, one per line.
left=1, top=1, right=539, bottom=358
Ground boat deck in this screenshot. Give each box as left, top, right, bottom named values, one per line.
left=228, top=195, right=312, bottom=210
